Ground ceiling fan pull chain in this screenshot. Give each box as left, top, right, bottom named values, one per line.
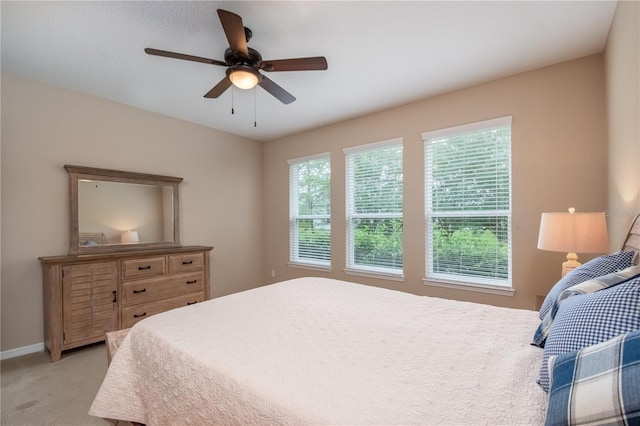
left=254, top=88, right=257, bottom=127
left=231, top=87, right=235, bottom=115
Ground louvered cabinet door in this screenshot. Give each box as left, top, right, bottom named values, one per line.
left=62, top=262, right=118, bottom=346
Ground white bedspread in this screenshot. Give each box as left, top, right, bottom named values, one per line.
left=90, top=277, right=547, bottom=425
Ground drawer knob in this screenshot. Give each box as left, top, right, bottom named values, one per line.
left=187, top=301, right=197, bottom=305
left=134, top=312, right=147, bottom=318
left=182, top=260, right=193, bottom=265
left=138, top=265, right=152, bottom=271
left=133, top=288, right=147, bottom=294
left=186, top=280, right=197, bottom=285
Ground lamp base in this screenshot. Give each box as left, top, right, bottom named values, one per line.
left=562, top=252, right=580, bottom=277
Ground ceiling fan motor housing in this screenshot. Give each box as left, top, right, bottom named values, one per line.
left=224, top=47, right=262, bottom=68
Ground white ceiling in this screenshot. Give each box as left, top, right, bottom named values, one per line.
left=1, top=1, right=617, bottom=142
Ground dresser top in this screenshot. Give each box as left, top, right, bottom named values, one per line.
left=39, top=245, right=213, bottom=265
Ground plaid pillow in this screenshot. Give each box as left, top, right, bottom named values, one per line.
left=538, top=277, right=640, bottom=392
left=532, top=265, right=640, bottom=348
left=545, top=330, right=640, bottom=426
left=538, top=251, right=635, bottom=320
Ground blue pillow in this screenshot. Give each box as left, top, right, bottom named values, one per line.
left=538, top=277, right=640, bottom=392
left=545, top=330, right=640, bottom=426
left=532, top=265, right=640, bottom=348
left=538, top=251, right=635, bottom=320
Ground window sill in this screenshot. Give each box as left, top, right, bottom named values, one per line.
left=423, top=278, right=515, bottom=296
left=288, top=262, right=332, bottom=273
left=344, top=268, right=405, bottom=282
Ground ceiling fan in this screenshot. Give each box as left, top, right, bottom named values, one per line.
left=145, top=9, right=328, bottom=105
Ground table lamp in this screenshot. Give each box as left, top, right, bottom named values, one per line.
left=537, top=208, right=609, bottom=276
left=121, top=230, right=140, bottom=244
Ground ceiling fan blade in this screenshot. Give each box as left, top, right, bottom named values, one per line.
left=217, top=9, right=249, bottom=58
left=260, top=57, right=328, bottom=72
left=258, top=74, right=296, bottom=104
left=145, top=48, right=227, bottom=66
left=204, top=77, right=232, bottom=98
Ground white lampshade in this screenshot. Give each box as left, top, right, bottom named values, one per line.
left=537, top=211, right=609, bottom=253
left=537, top=209, right=609, bottom=276
left=121, top=230, right=139, bottom=244
left=229, top=68, right=259, bottom=89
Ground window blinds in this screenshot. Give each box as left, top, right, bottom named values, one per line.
left=344, top=139, right=403, bottom=274
left=288, top=154, right=331, bottom=267
left=423, top=117, right=512, bottom=286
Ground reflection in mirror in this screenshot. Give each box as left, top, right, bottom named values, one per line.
left=66, top=165, right=182, bottom=254
left=78, top=180, right=174, bottom=246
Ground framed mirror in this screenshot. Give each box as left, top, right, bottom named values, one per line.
left=65, top=165, right=182, bottom=255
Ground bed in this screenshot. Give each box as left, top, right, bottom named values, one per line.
left=90, top=215, right=640, bottom=425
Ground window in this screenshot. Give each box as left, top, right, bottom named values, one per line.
left=344, top=138, right=403, bottom=279
left=288, top=153, right=331, bottom=269
left=423, top=117, right=512, bottom=289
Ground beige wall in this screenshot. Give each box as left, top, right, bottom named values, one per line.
left=263, top=55, right=608, bottom=310
left=1, top=73, right=264, bottom=352
left=606, top=0, right=640, bottom=247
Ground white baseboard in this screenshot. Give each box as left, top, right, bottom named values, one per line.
left=1, top=342, right=45, bottom=361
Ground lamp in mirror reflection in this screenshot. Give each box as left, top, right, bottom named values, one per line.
left=121, top=230, right=140, bottom=244
left=537, top=207, right=609, bottom=277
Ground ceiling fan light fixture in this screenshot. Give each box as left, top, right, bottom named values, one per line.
left=229, top=67, right=259, bottom=89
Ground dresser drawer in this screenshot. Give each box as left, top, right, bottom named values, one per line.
left=121, top=271, right=204, bottom=306
left=121, top=257, right=166, bottom=280
left=169, top=252, right=204, bottom=274
left=121, top=292, right=205, bottom=328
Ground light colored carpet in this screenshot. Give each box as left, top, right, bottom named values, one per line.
left=1, top=343, right=112, bottom=426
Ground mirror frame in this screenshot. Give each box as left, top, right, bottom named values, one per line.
left=65, top=165, right=182, bottom=255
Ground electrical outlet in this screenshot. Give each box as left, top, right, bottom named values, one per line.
left=271, top=269, right=276, bottom=278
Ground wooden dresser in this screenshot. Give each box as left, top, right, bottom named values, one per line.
left=39, top=245, right=213, bottom=362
